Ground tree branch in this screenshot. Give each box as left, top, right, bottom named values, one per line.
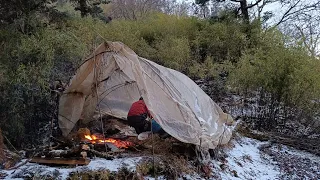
left=295, top=23, right=320, bottom=57
left=295, top=24, right=311, bottom=53
left=275, top=0, right=302, bottom=27
left=246, top=0, right=263, bottom=9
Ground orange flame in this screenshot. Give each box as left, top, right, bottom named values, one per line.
left=84, top=135, right=92, bottom=140
left=84, top=134, right=134, bottom=148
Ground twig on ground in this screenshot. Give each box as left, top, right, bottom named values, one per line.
left=7, top=159, right=31, bottom=170
left=89, top=149, right=114, bottom=160
left=50, top=136, right=65, bottom=144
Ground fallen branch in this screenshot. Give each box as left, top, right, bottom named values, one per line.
left=7, top=159, right=30, bottom=170
left=89, top=149, right=114, bottom=160
left=30, top=157, right=90, bottom=166
left=49, top=143, right=61, bottom=150
left=129, top=145, right=142, bottom=152
left=239, top=128, right=320, bottom=155
left=50, top=136, right=66, bottom=144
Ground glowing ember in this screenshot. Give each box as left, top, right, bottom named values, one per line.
left=84, top=134, right=134, bottom=148
left=84, top=135, right=92, bottom=140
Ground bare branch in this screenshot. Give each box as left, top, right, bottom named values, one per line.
left=257, top=0, right=277, bottom=18
left=275, top=0, right=320, bottom=27
left=275, top=0, right=302, bottom=26
left=295, top=24, right=312, bottom=54
left=246, top=0, right=263, bottom=9
left=294, top=21, right=320, bottom=57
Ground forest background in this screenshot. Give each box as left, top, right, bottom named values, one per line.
left=0, top=0, right=319, bottom=148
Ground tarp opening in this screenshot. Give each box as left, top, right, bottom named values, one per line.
left=58, top=41, right=235, bottom=149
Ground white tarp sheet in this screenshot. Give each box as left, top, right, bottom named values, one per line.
left=58, top=41, right=235, bottom=149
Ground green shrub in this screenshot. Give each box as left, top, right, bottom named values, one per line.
left=2, top=3, right=318, bottom=147
left=0, top=18, right=90, bottom=147
left=228, top=29, right=320, bottom=129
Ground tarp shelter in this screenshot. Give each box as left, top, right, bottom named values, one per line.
left=58, top=41, right=235, bottom=149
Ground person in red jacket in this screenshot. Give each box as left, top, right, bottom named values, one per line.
left=127, top=97, right=153, bottom=134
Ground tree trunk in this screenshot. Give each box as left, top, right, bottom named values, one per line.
left=79, top=0, right=87, bottom=17
left=240, top=0, right=249, bottom=24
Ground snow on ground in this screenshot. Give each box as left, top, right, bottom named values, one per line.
left=213, top=137, right=280, bottom=180
left=1, top=136, right=319, bottom=180
left=1, top=157, right=142, bottom=180
left=262, top=144, right=320, bottom=180
left=212, top=136, right=320, bottom=180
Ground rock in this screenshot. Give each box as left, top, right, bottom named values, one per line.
left=231, top=170, right=239, bottom=177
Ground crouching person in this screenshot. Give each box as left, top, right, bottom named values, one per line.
left=127, top=97, right=167, bottom=137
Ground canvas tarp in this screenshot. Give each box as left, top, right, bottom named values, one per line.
left=58, top=41, right=235, bottom=149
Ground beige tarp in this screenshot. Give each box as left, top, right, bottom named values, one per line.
left=58, top=41, right=235, bottom=149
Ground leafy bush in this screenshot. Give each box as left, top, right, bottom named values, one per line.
left=1, top=2, right=318, bottom=148
left=0, top=17, right=90, bottom=147
left=94, top=13, right=245, bottom=78
left=228, top=30, right=320, bottom=130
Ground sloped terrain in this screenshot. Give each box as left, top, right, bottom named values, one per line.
left=212, top=135, right=320, bottom=180
left=1, top=134, right=319, bottom=180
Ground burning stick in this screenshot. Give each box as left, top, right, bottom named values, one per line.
left=83, top=134, right=134, bottom=149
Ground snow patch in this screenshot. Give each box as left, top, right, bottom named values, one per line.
left=215, top=137, right=279, bottom=180
left=1, top=157, right=142, bottom=180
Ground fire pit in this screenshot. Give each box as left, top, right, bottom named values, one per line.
left=28, top=118, right=140, bottom=166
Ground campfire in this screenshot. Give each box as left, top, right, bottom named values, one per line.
left=83, top=134, right=134, bottom=149
left=26, top=119, right=139, bottom=166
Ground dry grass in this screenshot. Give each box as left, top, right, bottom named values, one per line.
left=68, top=168, right=139, bottom=180
left=66, top=156, right=195, bottom=180
left=136, top=155, right=196, bottom=179
left=123, top=135, right=198, bottom=179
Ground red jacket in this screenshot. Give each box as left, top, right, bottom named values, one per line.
left=127, top=100, right=151, bottom=117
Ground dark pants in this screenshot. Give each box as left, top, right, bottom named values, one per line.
left=127, top=114, right=151, bottom=134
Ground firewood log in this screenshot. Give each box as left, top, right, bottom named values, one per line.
left=88, top=149, right=114, bottom=160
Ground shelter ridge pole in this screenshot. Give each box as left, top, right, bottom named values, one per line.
left=150, top=118, right=157, bottom=180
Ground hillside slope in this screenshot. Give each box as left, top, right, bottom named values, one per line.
left=1, top=135, right=319, bottom=179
